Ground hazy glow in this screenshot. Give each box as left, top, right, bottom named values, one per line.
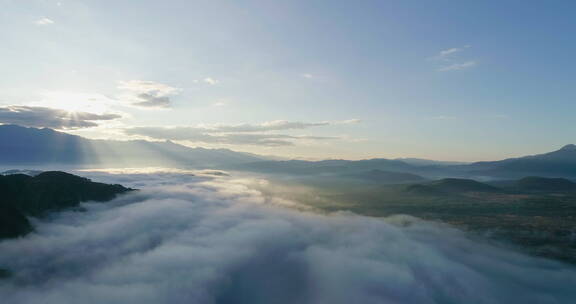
left=34, top=92, right=115, bottom=114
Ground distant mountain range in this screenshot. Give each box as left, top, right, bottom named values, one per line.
left=455, top=144, right=576, bottom=178
left=344, top=169, right=427, bottom=184
left=236, top=145, right=576, bottom=179
left=1, top=124, right=575, bottom=179
left=393, top=158, right=468, bottom=166
left=0, top=125, right=266, bottom=168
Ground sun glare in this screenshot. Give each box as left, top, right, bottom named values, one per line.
left=34, top=92, right=114, bottom=114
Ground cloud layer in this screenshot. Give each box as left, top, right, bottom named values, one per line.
left=124, top=126, right=336, bottom=146
left=123, top=120, right=359, bottom=146
left=118, top=80, right=181, bottom=108
left=0, top=170, right=574, bottom=304
left=0, top=106, right=121, bottom=129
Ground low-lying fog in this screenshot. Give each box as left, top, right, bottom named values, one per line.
left=0, top=168, right=575, bottom=304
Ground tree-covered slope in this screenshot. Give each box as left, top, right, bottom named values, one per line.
left=0, top=171, right=133, bottom=239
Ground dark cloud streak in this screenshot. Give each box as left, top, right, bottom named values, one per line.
left=0, top=106, right=121, bottom=129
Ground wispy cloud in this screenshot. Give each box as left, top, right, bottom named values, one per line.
left=122, top=119, right=359, bottom=146
left=434, top=45, right=470, bottom=60
left=123, top=127, right=337, bottom=146
left=34, top=18, right=55, bottom=25
left=0, top=106, right=121, bottom=129
left=118, top=80, right=181, bottom=108
left=339, top=118, right=362, bottom=124
left=439, top=48, right=462, bottom=57
left=196, top=119, right=361, bottom=133
left=431, top=45, right=477, bottom=72
left=438, top=61, right=477, bottom=71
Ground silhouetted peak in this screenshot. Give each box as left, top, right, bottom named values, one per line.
left=559, top=144, right=576, bottom=151
left=39, top=127, right=58, bottom=133
left=35, top=171, right=87, bottom=182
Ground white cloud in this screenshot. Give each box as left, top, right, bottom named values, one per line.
left=339, top=118, right=362, bottom=124
left=438, top=61, right=477, bottom=71
left=34, top=18, right=55, bottom=25
left=118, top=80, right=181, bottom=108
left=212, top=101, right=226, bottom=107
left=435, top=45, right=470, bottom=59
left=439, top=48, right=461, bottom=57
left=0, top=170, right=573, bottom=304
left=433, top=45, right=471, bottom=60
left=118, top=80, right=180, bottom=95
left=203, top=78, right=219, bottom=85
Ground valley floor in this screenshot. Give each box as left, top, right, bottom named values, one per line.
left=252, top=177, right=576, bottom=264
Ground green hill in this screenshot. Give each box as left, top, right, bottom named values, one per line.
left=514, top=176, right=576, bottom=192
left=406, top=178, right=503, bottom=195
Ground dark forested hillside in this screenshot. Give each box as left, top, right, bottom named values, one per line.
left=0, top=171, right=133, bottom=239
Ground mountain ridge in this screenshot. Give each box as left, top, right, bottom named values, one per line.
left=235, top=144, right=576, bottom=179
left=0, top=125, right=267, bottom=168
left=460, top=144, right=576, bottom=178
left=1, top=124, right=575, bottom=178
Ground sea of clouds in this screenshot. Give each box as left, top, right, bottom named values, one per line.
left=0, top=168, right=575, bottom=304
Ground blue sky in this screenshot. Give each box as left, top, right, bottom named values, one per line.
left=1, top=0, right=575, bottom=161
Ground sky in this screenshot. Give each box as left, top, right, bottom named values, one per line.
left=1, top=0, right=575, bottom=161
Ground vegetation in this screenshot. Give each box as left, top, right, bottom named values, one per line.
left=254, top=175, right=576, bottom=264
left=0, top=171, right=133, bottom=239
